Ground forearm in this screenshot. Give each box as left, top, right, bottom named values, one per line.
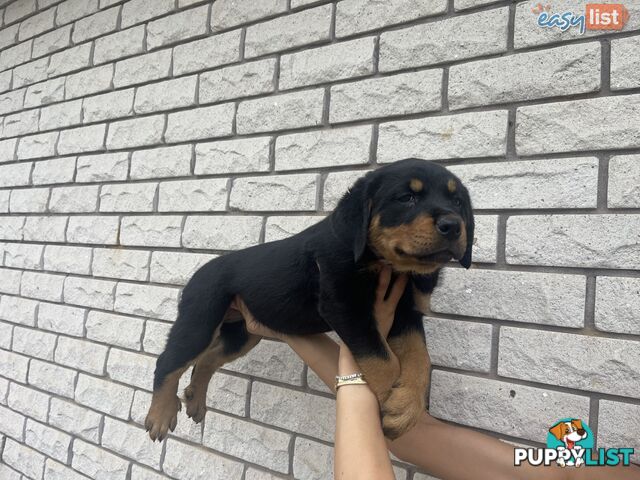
left=281, top=333, right=340, bottom=393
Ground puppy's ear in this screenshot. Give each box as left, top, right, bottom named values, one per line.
left=549, top=423, right=565, bottom=441
left=572, top=419, right=583, bottom=431
left=459, top=186, right=474, bottom=269
left=333, top=174, right=373, bottom=262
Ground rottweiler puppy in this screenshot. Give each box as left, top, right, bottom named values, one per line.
left=145, top=158, right=474, bottom=442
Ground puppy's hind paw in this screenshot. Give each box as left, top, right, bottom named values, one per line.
left=381, top=386, right=424, bottom=440
left=184, top=385, right=207, bottom=424
left=145, top=394, right=181, bottom=442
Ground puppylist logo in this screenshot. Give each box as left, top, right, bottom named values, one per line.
left=532, top=2, right=630, bottom=34
left=514, top=418, right=635, bottom=468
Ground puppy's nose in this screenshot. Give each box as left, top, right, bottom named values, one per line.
left=436, top=216, right=461, bottom=241
left=577, top=429, right=586, bottom=436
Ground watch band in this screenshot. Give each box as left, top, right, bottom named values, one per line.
left=335, top=373, right=367, bottom=389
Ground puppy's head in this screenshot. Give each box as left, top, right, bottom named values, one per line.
left=549, top=420, right=587, bottom=442
left=336, top=158, right=474, bottom=274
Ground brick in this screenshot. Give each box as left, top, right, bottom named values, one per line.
left=246, top=468, right=288, bottom=480
left=514, top=1, right=640, bottom=49
left=0, top=138, right=17, bottom=162
left=378, top=110, right=508, bottom=162
left=608, top=154, right=640, bottom=207
left=0, top=192, right=8, bottom=213
left=158, top=178, right=228, bottom=212
left=99, top=182, right=157, bottom=212
left=0, top=295, right=38, bottom=326
left=72, top=440, right=129, bottom=480
left=130, top=145, right=192, bottom=179
left=9, top=187, right=50, bottom=212
left=2, top=439, right=45, bottom=480
left=58, top=124, right=106, bottom=155
left=49, top=185, right=99, bottom=212
left=595, top=277, right=640, bottom=335
left=226, top=339, right=305, bottom=385
left=450, top=43, right=600, bottom=109
left=17, top=131, right=58, bottom=159
left=0, top=163, right=30, bottom=187
left=245, top=5, right=331, bottom=58
left=114, top=49, right=172, bottom=88
left=470, top=215, right=498, bottom=264
left=163, top=438, right=244, bottom=480
left=130, top=465, right=171, bottom=480
left=39, top=99, right=83, bottom=130
left=195, top=137, right=271, bottom=175
left=72, top=6, right=119, bottom=42
left=0, top=23, right=19, bottom=51
left=93, top=26, right=145, bottom=64
left=0, top=41, right=32, bottom=70
left=380, top=8, right=508, bottom=72
left=281, top=37, right=375, bottom=91
left=66, top=65, right=114, bottom=100
left=4, top=0, right=36, bottom=25
left=25, top=77, right=65, bottom=108
left=56, top=0, right=98, bottom=24
left=149, top=251, right=214, bottom=285
left=19, top=9, right=55, bottom=41
left=102, top=417, right=163, bottom=468
left=430, top=370, right=590, bottom=443
left=455, top=0, right=501, bottom=8
left=423, top=317, right=492, bottom=372
left=32, top=157, right=76, bottom=185
left=449, top=158, right=599, bottom=209
left=182, top=215, right=262, bottom=250
left=293, top=437, right=332, bottom=480
left=83, top=89, right=135, bottom=123
left=431, top=268, right=585, bottom=328
left=251, top=382, right=334, bottom=441
left=25, top=420, right=70, bottom=463
left=0, top=216, right=25, bottom=240
left=7, top=382, right=50, bottom=422
left=20, top=271, right=65, bottom=301
left=74, top=374, right=133, bottom=419
left=3, top=109, right=39, bottom=137
left=63, top=212, right=116, bottom=245
left=106, top=348, right=154, bottom=391
left=43, top=245, right=92, bottom=275
left=0, top=350, right=29, bottom=382
left=121, top=0, right=174, bottom=28
left=38, top=301, right=86, bottom=336
left=146, top=5, right=208, bottom=50
left=0, top=405, right=25, bottom=440
left=55, top=336, right=108, bottom=374
left=32, top=25, right=71, bottom=58
left=47, top=43, right=92, bottom=77
left=142, top=320, right=171, bottom=354
left=231, top=174, right=317, bottom=211
left=237, top=89, right=324, bottom=134
left=0, top=89, right=25, bottom=116
left=598, top=401, right=640, bottom=463
left=114, top=282, right=179, bottom=322
left=4, top=243, right=43, bottom=269
left=200, top=59, right=276, bottom=103
left=92, top=248, right=150, bottom=281
left=135, top=76, right=197, bottom=114
left=107, top=115, right=165, bottom=149
left=0, top=269, right=21, bottom=294
left=86, top=311, right=144, bottom=350
left=203, top=412, right=290, bottom=472
left=611, top=36, right=640, bottom=90
left=44, top=459, right=91, bottom=480
left=48, top=419, right=100, bottom=458
left=506, top=215, right=640, bottom=270
left=517, top=94, right=640, bottom=155
left=76, top=152, right=129, bottom=183
left=120, top=215, right=183, bottom=247
left=0, top=71, right=11, bottom=93
left=22, top=215, right=69, bottom=242
left=12, top=325, right=57, bottom=360
left=13, top=58, right=48, bottom=89
left=166, top=104, right=235, bottom=142
left=173, top=30, right=241, bottom=75
left=64, top=276, right=116, bottom=310
left=205, top=373, right=248, bottom=416
left=264, top=216, right=323, bottom=242
left=498, top=327, right=640, bottom=398
left=212, top=0, right=287, bottom=30
left=331, top=69, right=443, bottom=123
left=28, top=359, right=76, bottom=397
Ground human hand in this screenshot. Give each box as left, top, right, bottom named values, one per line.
left=230, top=296, right=283, bottom=340
left=374, top=266, right=408, bottom=339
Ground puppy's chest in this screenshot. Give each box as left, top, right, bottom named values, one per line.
left=412, top=285, right=431, bottom=314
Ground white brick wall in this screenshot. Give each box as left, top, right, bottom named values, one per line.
left=0, top=0, right=638, bottom=479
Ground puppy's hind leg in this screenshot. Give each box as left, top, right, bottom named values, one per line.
left=184, top=318, right=261, bottom=423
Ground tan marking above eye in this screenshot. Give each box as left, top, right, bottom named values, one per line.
left=447, top=179, right=457, bottom=193
left=409, top=178, right=423, bottom=192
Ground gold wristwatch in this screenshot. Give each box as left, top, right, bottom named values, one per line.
left=335, top=373, right=367, bottom=389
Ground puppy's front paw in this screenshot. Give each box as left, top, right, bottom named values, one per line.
left=145, top=394, right=181, bottom=442
left=381, top=385, right=425, bottom=440
left=184, top=384, right=207, bottom=424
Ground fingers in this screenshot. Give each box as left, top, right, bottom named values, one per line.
left=376, top=265, right=393, bottom=303
left=387, top=274, right=408, bottom=308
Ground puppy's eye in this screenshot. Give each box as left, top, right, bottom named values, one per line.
left=397, top=194, right=416, bottom=204
left=453, top=197, right=462, bottom=207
